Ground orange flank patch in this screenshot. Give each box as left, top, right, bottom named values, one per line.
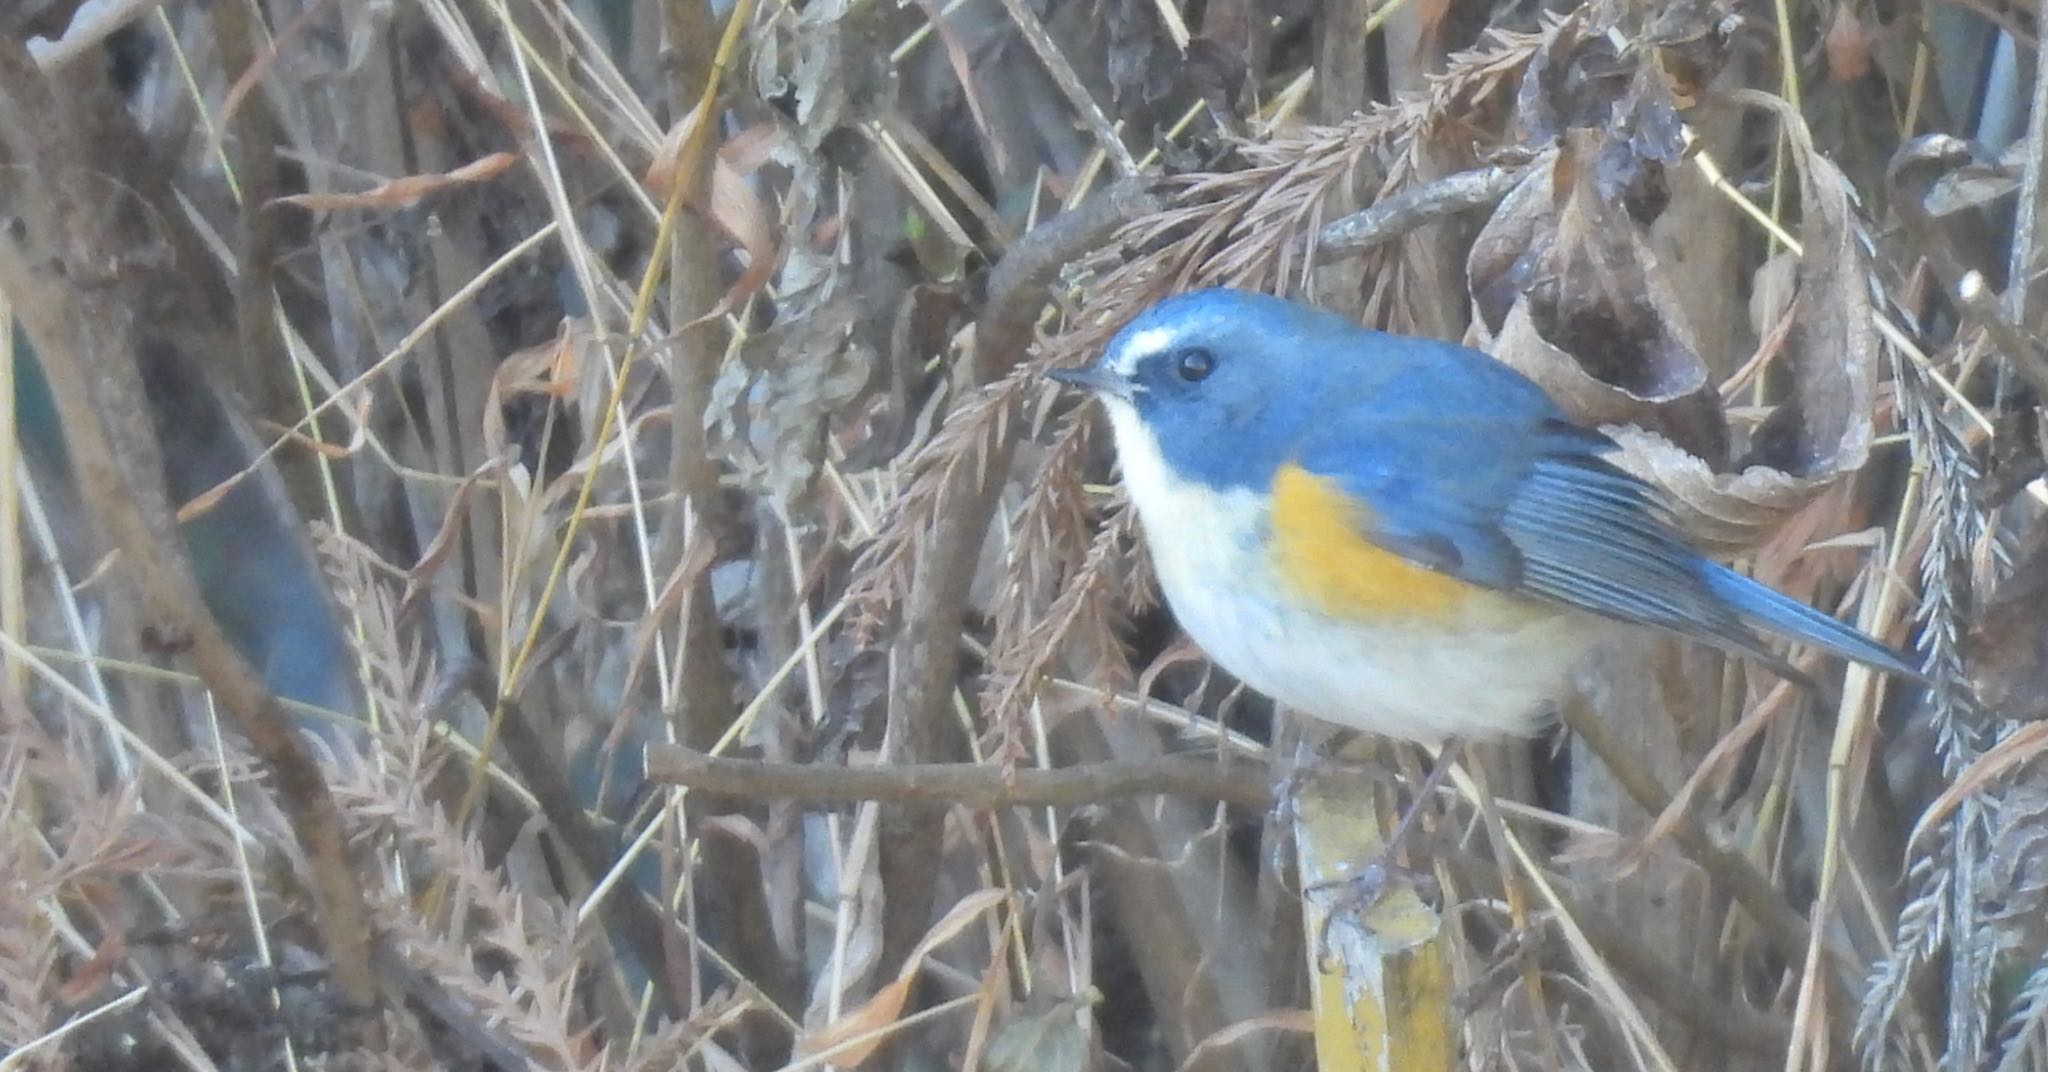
left=1269, top=463, right=1469, bottom=620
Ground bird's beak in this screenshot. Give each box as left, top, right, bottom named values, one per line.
left=1047, top=365, right=1136, bottom=401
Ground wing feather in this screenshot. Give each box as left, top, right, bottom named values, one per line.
left=1501, top=453, right=1778, bottom=659
left=1284, top=351, right=1909, bottom=676
left=1297, top=411, right=1786, bottom=665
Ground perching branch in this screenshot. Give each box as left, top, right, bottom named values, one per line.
left=646, top=745, right=1272, bottom=809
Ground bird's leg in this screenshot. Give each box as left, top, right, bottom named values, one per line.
left=1309, top=738, right=1461, bottom=946
left=1266, top=732, right=1334, bottom=830
left=1267, top=726, right=1370, bottom=881
left=1350, top=740, right=1458, bottom=893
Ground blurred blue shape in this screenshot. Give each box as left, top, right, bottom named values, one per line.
left=12, top=334, right=358, bottom=721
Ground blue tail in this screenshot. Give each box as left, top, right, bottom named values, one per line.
left=1700, top=563, right=1925, bottom=681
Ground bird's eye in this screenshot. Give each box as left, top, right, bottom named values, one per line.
left=1175, top=347, right=1216, bottom=382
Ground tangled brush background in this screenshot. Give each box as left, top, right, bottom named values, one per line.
left=1, top=0, right=2045, bottom=1069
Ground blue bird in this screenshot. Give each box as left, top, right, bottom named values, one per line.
left=1051, top=288, right=1919, bottom=743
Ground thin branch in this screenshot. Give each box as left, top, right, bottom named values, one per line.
left=982, top=178, right=1160, bottom=362
left=0, top=38, right=380, bottom=1032
left=648, top=745, right=1271, bottom=809
left=1316, top=164, right=1526, bottom=259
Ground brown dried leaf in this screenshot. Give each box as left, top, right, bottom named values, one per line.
left=1475, top=93, right=1878, bottom=554
left=1510, top=10, right=1684, bottom=199
left=645, top=108, right=780, bottom=319
left=643, top=101, right=708, bottom=196
left=795, top=889, right=1008, bottom=1064
left=1510, top=10, right=1593, bottom=148
left=1824, top=3, right=1878, bottom=83
left=801, top=976, right=915, bottom=1066
left=1968, top=518, right=2048, bottom=720
left=277, top=152, right=519, bottom=212
left=1468, top=139, right=1727, bottom=460
left=1607, top=94, right=1877, bottom=551
left=493, top=323, right=583, bottom=402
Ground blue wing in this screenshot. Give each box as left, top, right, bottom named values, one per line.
left=1290, top=411, right=1533, bottom=591
left=1295, top=397, right=1920, bottom=679
left=1495, top=438, right=1787, bottom=659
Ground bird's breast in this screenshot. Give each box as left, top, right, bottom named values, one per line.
left=1107, top=405, right=1591, bottom=740
left=1267, top=463, right=1474, bottom=621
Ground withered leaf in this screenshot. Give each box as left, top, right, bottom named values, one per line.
left=1607, top=93, right=1880, bottom=553
left=645, top=110, right=782, bottom=319
left=1969, top=517, right=2048, bottom=721
left=1472, top=90, right=1879, bottom=554
left=1468, top=138, right=1725, bottom=461
left=277, top=152, right=519, bottom=212
left=707, top=249, right=871, bottom=509
left=794, top=889, right=1007, bottom=1065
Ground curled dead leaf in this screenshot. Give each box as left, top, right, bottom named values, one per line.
left=1469, top=138, right=1727, bottom=461
left=1612, top=102, right=1878, bottom=552
left=493, top=322, right=585, bottom=401
left=1471, top=91, right=1878, bottom=554
left=1488, top=33, right=1722, bottom=457
left=483, top=321, right=587, bottom=494
left=644, top=101, right=708, bottom=197
left=795, top=889, right=1008, bottom=1065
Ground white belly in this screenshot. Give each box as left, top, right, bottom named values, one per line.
left=1106, top=405, right=1595, bottom=743
left=1158, top=541, right=1594, bottom=742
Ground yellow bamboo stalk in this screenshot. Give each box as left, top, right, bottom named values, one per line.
left=1292, top=740, right=1456, bottom=1072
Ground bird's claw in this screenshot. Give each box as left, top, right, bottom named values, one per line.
left=1309, top=853, right=1440, bottom=961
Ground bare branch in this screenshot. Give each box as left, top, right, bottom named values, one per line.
left=647, top=745, right=1271, bottom=809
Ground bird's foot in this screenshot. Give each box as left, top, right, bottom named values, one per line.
left=1309, top=853, right=1443, bottom=962
left=1303, top=740, right=1462, bottom=955
left=1265, top=732, right=1379, bottom=879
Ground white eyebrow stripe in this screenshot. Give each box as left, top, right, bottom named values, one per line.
left=1109, top=324, right=1181, bottom=376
